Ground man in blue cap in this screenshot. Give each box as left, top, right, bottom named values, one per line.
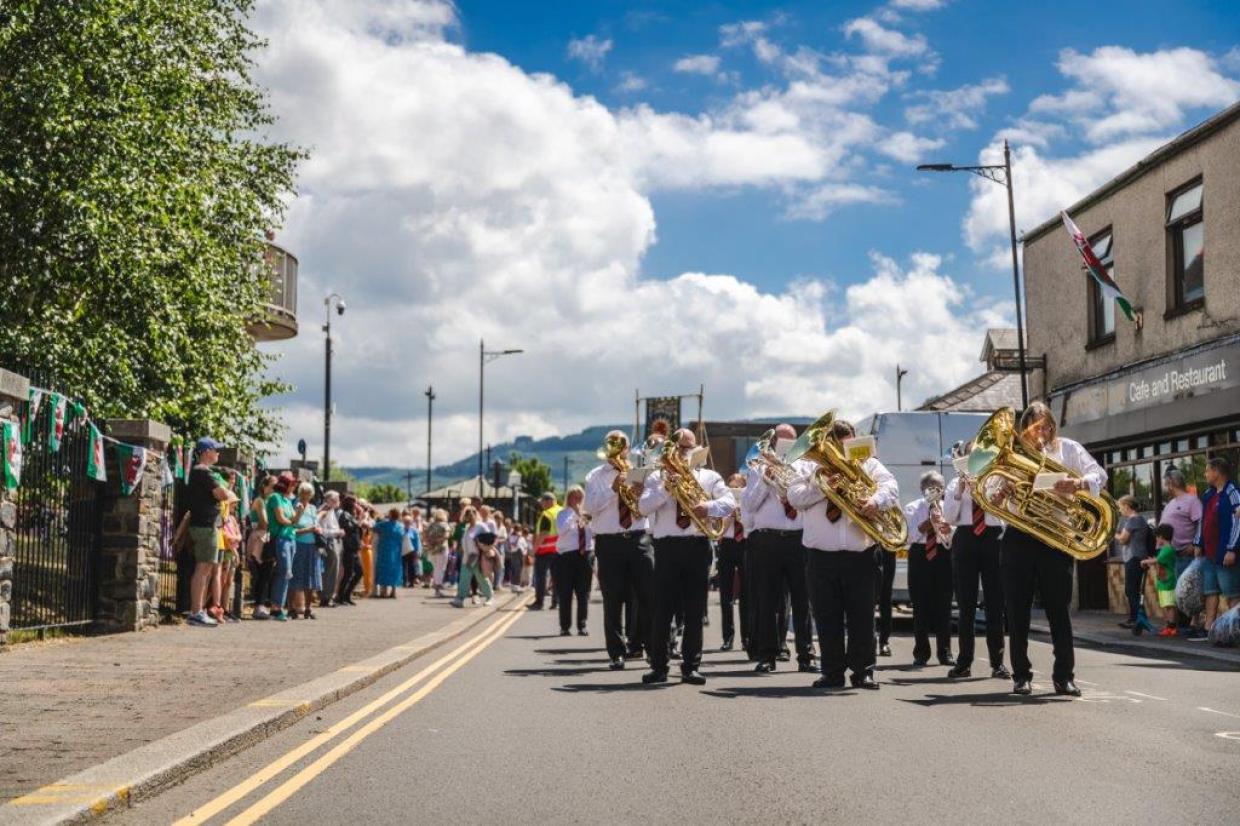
left=187, top=437, right=238, bottom=626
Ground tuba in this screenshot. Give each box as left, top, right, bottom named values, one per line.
left=785, top=410, right=908, bottom=553
left=597, top=433, right=643, bottom=518
left=743, top=428, right=799, bottom=499
left=966, top=407, right=1115, bottom=561
left=655, top=438, right=726, bottom=540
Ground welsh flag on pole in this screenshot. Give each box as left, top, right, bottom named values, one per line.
left=23, top=388, right=44, bottom=446
left=116, top=443, right=147, bottom=495
left=2, top=420, right=23, bottom=491
left=86, top=423, right=107, bottom=482
left=1061, top=211, right=1136, bottom=322
left=47, top=393, right=68, bottom=452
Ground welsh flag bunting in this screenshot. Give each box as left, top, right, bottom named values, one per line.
left=2, top=420, right=23, bottom=491
left=162, top=454, right=175, bottom=489
left=235, top=473, right=250, bottom=515
left=23, top=388, right=44, bottom=445
left=179, top=444, right=190, bottom=481
left=47, top=393, right=68, bottom=453
left=1061, top=211, right=1136, bottom=322
left=116, top=443, right=147, bottom=495
left=86, top=423, right=107, bottom=482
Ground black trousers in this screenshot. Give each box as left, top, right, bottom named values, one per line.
left=553, top=553, right=592, bottom=632
left=596, top=532, right=654, bottom=660
left=716, top=538, right=747, bottom=645
left=249, top=540, right=275, bottom=606
left=742, top=544, right=760, bottom=660
left=952, top=526, right=1005, bottom=670
left=1123, top=557, right=1145, bottom=622
left=532, top=553, right=555, bottom=607
left=806, top=549, right=876, bottom=680
left=649, top=537, right=712, bottom=675
left=337, top=544, right=362, bottom=601
left=752, top=530, right=813, bottom=665
left=908, top=543, right=954, bottom=661
left=876, top=549, right=896, bottom=645
left=1003, top=528, right=1075, bottom=683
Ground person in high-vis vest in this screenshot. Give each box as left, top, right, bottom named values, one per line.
left=530, top=492, right=563, bottom=610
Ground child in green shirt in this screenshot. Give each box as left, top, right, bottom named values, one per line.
left=1142, top=524, right=1178, bottom=636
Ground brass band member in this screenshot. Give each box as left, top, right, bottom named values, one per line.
left=943, top=441, right=1009, bottom=680
left=995, top=402, right=1106, bottom=697
left=638, top=428, right=735, bottom=685
left=903, top=472, right=956, bottom=668
left=717, top=473, right=748, bottom=652
left=742, top=423, right=815, bottom=674
left=584, top=431, right=653, bottom=670
left=787, top=417, right=898, bottom=690
left=553, top=486, right=593, bottom=637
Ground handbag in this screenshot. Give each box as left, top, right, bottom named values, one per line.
left=401, top=530, right=415, bottom=557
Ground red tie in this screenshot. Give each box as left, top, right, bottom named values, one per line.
left=971, top=499, right=986, bottom=537
left=618, top=498, right=632, bottom=530
left=733, top=518, right=743, bottom=541
left=926, top=530, right=937, bottom=553
left=781, top=499, right=797, bottom=520
left=824, top=502, right=842, bottom=523
left=675, top=501, right=692, bottom=530
left=578, top=522, right=587, bottom=556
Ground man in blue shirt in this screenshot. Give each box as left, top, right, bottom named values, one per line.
left=1194, top=457, right=1240, bottom=631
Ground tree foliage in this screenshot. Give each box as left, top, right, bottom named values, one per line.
left=359, top=482, right=406, bottom=505
left=508, top=452, right=553, bottom=498
left=0, top=0, right=303, bottom=450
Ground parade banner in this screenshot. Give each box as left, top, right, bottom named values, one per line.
left=644, top=396, right=680, bottom=439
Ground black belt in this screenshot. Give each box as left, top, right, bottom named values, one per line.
left=753, top=528, right=801, bottom=538
left=655, top=535, right=710, bottom=543
left=598, top=530, right=646, bottom=540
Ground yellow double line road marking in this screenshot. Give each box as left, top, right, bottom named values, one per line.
left=176, top=607, right=524, bottom=826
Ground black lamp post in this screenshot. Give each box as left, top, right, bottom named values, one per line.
left=478, top=339, right=523, bottom=482
left=424, top=385, right=435, bottom=495
left=917, top=139, right=1029, bottom=408
left=323, top=293, right=346, bottom=480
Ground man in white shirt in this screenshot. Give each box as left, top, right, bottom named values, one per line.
left=637, top=428, right=735, bottom=685
left=717, top=473, right=749, bottom=652
left=554, top=486, right=593, bottom=637
left=787, top=417, right=898, bottom=690
left=942, top=444, right=1009, bottom=680
left=742, top=423, right=815, bottom=674
left=903, top=473, right=956, bottom=669
left=584, top=431, right=654, bottom=670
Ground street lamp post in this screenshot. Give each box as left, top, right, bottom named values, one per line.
left=896, top=364, right=909, bottom=411
left=478, top=339, right=524, bottom=482
left=917, top=139, right=1030, bottom=408
left=508, top=469, right=522, bottom=521
left=323, top=293, right=346, bottom=481
left=424, top=385, right=435, bottom=495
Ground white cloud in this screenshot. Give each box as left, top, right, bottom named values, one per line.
left=890, top=0, right=946, bottom=9
left=566, top=34, right=613, bottom=71
left=877, top=130, right=945, bottom=163
left=673, top=54, right=722, bottom=75
left=784, top=183, right=899, bottom=221
left=905, top=76, right=1009, bottom=130
left=719, top=19, right=782, bottom=64
left=843, top=17, right=928, bottom=57
left=251, top=0, right=994, bottom=466
left=616, top=71, right=648, bottom=92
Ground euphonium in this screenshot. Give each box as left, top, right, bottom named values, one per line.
left=597, top=433, right=643, bottom=518
left=784, top=410, right=908, bottom=553
left=656, top=438, right=726, bottom=540
left=743, top=428, right=799, bottom=499
left=966, top=407, right=1115, bottom=561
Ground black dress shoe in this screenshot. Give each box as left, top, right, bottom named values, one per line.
left=797, top=661, right=818, bottom=674
left=559, top=629, right=571, bottom=637
left=755, top=661, right=775, bottom=673
left=1053, top=679, right=1082, bottom=697
left=1117, top=620, right=1136, bottom=629
left=912, top=658, right=929, bottom=667
left=577, top=626, right=588, bottom=636
left=528, top=603, right=543, bottom=611
left=878, top=643, right=892, bottom=657
left=991, top=665, right=1012, bottom=680
left=641, top=670, right=669, bottom=684
left=625, top=647, right=644, bottom=660
left=609, top=658, right=625, bottom=671
left=681, top=670, right=707, bottom=686
left=720, top=639, right=734, bottom=652
left=947, top=664, right=971, bottom=679
left=813, top=677, right=846, bottom=690
left=850, top=673, right=880, bottom=690
left=1012, top=679, right=1032, bottom=695
left=776, top=648, right=792, bottom=662
left=938, top=654, right=956, bottom=667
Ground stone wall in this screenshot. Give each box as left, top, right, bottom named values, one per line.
left=93, top=419, right=172, bottom=635
left=0, top=367, right=31, bottom=647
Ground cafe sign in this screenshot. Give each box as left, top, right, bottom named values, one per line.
left=1055, top=338, right=1240, bottom=424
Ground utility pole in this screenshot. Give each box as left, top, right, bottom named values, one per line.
left=424, top=385, right=435, bottom=495
left=403, top=470, right=415, bottom=502
left=323, top=293, right=346, bottom=480
left=562, top=456, right=569, bottom=492
left=896, top=364, right=909, bottom=411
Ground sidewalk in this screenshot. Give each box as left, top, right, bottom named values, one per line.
left=0, top=588, right=513, bottom=803
left=1033, top=610, right=1240, bottom=669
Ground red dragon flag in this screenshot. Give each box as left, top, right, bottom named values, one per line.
left=1061, top=211, right=1136, bottom=323
left=47, top=393, right=68, bottom=452
left=116, top=443, right=147, bottom=495
left=86, top=423, right=107, bottom=482
left=2, top=420, right=22, bottom=491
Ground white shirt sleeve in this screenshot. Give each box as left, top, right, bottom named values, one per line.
left=701, top=471, right=737, bottom=519
left=942, top=478, right=964, bottom=524
left=741, top=468, right=772, bottom=513
left=638, top=471, right=670, bottom=515
left=1062, top=438, right=1106, bottom=496
left=787, top=459, right=826, bottom=510
left=865, top=458, right=899, bottom=510
left=583, top=466, right=615, bottom=517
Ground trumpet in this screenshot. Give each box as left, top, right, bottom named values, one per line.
left=924, top=485, right=955, bottom=551
left=743, top=428, right=798, bottom=499
left=655, top=438, right=726, bottom=540
left=597, top=433, right=643, bottom=518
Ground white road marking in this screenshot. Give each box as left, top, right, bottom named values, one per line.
left=1125, top=691, right=1168, bottom=701
left=1215, top=731, right=1240, bottom=741
left=1076, top=679, right=1099, bottom=686
left=1198, top=706, right=1240, bottom=719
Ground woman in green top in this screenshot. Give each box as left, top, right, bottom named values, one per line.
left=266, top=473, right=302, bottom=621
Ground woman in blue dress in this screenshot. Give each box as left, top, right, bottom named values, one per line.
left=290, top=482, right=323, bottom=619
left=373, top=507, right=407, bottom=598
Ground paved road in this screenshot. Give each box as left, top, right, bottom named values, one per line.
left=110, top=593, right=1239, bottom=825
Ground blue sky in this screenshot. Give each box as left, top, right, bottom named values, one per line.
left=253, top=0, right=1239, bottom=466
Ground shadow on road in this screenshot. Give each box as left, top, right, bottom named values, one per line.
left=882, top=675, right=971, bottom=686
left=534, top=647, right=608, bottom=655
left=701, top=685, right=852, bottom=699
left=899, top=691, right=1071, bottom=707
left=1109, top=659, right=1237, bottom=673
left=505, top=666, right=612, bottom=677
left=507, top=635, right=561, bottom=641
left=552, top=681, right=675, bottom=693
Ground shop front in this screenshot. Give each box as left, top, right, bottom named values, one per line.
left=1048, top=334, right=1240, bottom=610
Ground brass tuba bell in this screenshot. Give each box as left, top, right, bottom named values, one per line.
left=597, top=432, right=643, bottom=518
left=656, top=437, right=726, bottom=540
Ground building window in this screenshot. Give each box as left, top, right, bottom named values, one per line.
left=1166, top=178, right=1203, bottom=312
left=1087, top=229, right=1115, bottom=344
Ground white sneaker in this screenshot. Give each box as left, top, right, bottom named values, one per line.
left=484, top=598, right=494, bottom=606
left=253, top=606, right=270, bottom=620
left=188, top=611, right=218, bottom=627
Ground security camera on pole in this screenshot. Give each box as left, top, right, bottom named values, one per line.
left=324, top=293, right=346, bottom=481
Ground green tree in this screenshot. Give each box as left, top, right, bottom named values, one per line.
left=509, top=452, right=553, bottom=498
left=359, top=482, right=405, bottom=504
left=0, top=0, right=303, bottom=450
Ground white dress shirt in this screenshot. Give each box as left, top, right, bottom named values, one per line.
left=583, top=463, right=650, bottom=535
left=941, top=476, right=1002, bottom=527
left=992, top=436, right=1108, bottom=524
left=741, top=468, right=803, bottom=531
left=555, top=507, right=594, bottom=553
left=638, top=466, right=736, bottom=539
left=786, top=457, right=899, bottom=552
left=903, top=498, right=933, bottom=544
